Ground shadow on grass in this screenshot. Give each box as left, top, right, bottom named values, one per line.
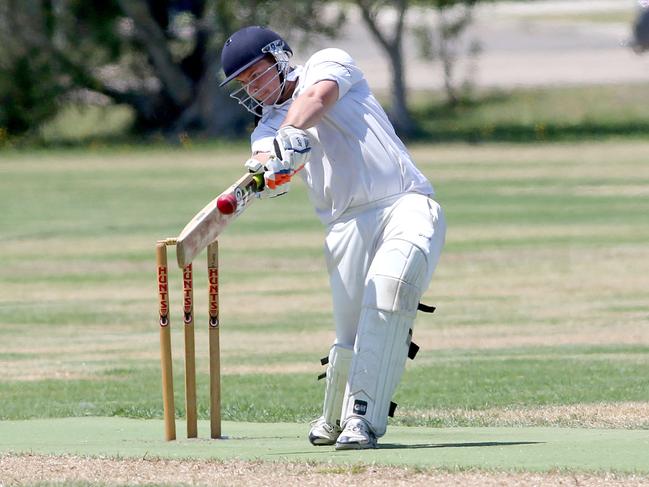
left=406, top=89, right=649, bottom=143
left=408, top=122, right=649, bottom=143
left=378, top=441, right=544, bottom=450
left=272, top=441, right=543, bottom=456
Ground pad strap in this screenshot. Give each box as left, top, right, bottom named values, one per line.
left=417, top=302, right=436, bottom=313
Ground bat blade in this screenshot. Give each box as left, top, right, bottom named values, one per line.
left=175, top=173, right=261, bottom=267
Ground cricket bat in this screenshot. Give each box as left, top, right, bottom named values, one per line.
left=175, top=173, right=264, bottom=268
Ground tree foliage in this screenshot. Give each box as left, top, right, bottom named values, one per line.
left=412, top=0, right=481, bottom=106
left=0, top=0, right=343, bottom=138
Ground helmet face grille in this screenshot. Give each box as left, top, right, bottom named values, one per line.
left=227, top=54, right=290, bottom=116
left=225, top=38, right=293, bottom=116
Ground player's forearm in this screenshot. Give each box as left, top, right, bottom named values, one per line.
left=281, top=80, right=339, bottom=130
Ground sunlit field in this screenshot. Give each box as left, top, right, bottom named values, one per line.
left=1, top=140, right=648, bottom=483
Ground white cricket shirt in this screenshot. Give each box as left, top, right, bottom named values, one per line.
left=251, top=48, right=433, bottom=225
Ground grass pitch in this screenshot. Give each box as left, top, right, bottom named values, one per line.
left=1, top=417, right=649, bottom=473
left=0, top=140, right=648, bottom=479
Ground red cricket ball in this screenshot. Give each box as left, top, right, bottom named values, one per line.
left=216, top=193, right=237, bottom=215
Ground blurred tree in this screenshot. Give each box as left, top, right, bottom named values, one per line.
left=352, top=0, right=480, bottom=136
left=413, top=0, right=481, bottom=106
left=0, top=48, right=63, bottom=136
left=0, top=0, right=343, bottom=138
left=631, top=7, right=649, bottom=54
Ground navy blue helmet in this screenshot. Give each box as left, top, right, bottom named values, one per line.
left=220, top=26, right=292, bottom=87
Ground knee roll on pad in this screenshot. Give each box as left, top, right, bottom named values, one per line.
left=322, top=344, right=353, bottom=427
left=363, top=239, right=430, bottom=314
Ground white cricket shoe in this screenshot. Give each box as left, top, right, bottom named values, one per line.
left=308, top=417, right=342, bottom=446
left=335, top=418, right=377, bottom=450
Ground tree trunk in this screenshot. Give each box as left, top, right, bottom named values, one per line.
left=356, top=0, right=416, bottom=137
left=116, top=0, right=194, bottom=107
left=165, top=3, right=251, bottom=137
left=171, top=51, right=251, bottom=137
left=387, top=44, right=415, bottom=136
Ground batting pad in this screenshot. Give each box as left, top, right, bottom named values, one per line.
left=322, top=344, right=353, bottom=427
left=342, top=239, right=429, bottom=437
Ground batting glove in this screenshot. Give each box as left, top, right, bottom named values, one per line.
left=273, top=125, right=311, bottom=172
left=244, top=157, right=290, bottom=199
left=262, top=155, right=294, bottom=198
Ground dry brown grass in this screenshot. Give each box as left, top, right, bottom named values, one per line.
left=0, top=324, right=332, bottom=381
left=411, top=141, right=649, bottom=177
left=497, top=185, right=649, bottom=197
left=411, top=322, right=649, bottom=351
left=410, top=402, right=649, bottom=429
left=2, top=454, right=649, bottom=487
left=2, top=317, right=646, bottom=382
left=3, top=237, right=648, bottom=381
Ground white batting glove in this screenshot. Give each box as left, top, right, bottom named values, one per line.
left=273, top=125, right=311, bottom=172
left=243, top=157, right=290, bottom=199
left=262, top=155, right=293, bottom=198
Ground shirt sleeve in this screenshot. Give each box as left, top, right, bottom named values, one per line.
left=298, top=48, right=364, bottom=100
left=250, top=123, right=276, bottom=154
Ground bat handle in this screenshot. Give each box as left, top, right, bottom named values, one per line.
left=251, top=173, right=265, bottom=192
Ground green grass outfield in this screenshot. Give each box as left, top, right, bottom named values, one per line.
left=1, top=140, right=648, bottom=477
left=410, top=83, right=649, bottom=143
left=1, top=418, right=649, bottom=473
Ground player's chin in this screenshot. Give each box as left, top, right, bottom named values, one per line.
left=259, top=90, right=280, bottom=105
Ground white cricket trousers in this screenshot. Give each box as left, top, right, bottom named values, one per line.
left=324, top=192, right=446, bottom=347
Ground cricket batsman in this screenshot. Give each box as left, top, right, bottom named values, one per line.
left=219, top=26, right=446, bottom=449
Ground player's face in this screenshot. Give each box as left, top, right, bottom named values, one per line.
left=237, top=58, right=281, bottom=104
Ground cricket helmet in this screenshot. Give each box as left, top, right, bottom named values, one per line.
left=219, top=26, right=293, bottom=87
